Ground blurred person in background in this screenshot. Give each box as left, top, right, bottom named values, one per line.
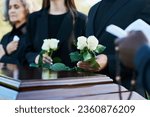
left=0, top=0, right=39, bottom=65
left=115, top=31, right=150, bottom=94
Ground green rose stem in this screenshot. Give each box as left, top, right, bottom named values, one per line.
left=39, top=49, right=54, bottom=68
left=38, top=52, right=44, bottom=67
left=48, top=49, right=53, bottom=57
left=38, top=50, right=48, bottom=68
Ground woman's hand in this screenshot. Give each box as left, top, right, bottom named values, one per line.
left=6, top=41, right=19, bottom=54
left=0, top=45, right=5, bottom=59
left=35, top=54, right=53, bottom=64
left=77, top=54, right=108, bottom=72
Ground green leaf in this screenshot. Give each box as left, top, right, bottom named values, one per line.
left=88, top=58, right=100, bottom=68
left=38, top=55, right=43, bottom=67
left=74, top=67, right=86, bottom=72
left=29, top=63, right=39, bottom=68
left=50, top=63, right=70, bottom=71
left=38, top=50, right=50, bottom=67
left=53, top=57, right=62, bottom=63
left=43, top=63, right=51, bottom=69
left=83, top=51, right=93, bottom=61
left=30, top=63, right=51, bottom=69
left=38, top=50, right=47, bottom=67
left=41, top=50, right=47, bottom=54
left=146, top=91, right=150, bottom=100
left=70, top=51, right=83, bottom=62
left=95, top=44, right=106, bottom=54
left=48, top=49, right=53, bottom=56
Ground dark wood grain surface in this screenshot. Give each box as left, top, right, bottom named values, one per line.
left=17, top=84, right=127, bottom=100
left=0, top=63, right=145, bottom=100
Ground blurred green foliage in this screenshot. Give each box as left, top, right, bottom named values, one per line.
left=0, top=0, right=11, bottom=39
left=0, top=0, right=95, bottom=40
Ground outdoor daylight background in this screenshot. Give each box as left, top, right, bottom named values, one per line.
left=0, top=0, right=100, bottom=39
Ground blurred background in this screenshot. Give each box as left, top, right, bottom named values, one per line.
left=0, top=0, right=100, bottom=39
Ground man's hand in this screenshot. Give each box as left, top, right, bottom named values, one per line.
left=115, top=31, right=149, bottom=68
left=77, top=54, right=107, bottom=72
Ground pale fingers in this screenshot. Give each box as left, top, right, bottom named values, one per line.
left=43, top=55, right=53, bottom=64
left=7, top=41, right=19, bottom=54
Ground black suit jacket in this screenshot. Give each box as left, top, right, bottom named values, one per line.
left=26, top=9, right=87, bottom=67
left=86, top=0, right=150, bottom=78
left=0, top=26, right=27, bottom=65
left=135, top=45, right=150, bottom=94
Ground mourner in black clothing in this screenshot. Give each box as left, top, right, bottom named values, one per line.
left=0, top=23, right=27, bottom=65
left=26, top=0, right=87, bottom=67
left=26, top=0, right=107, bottom=71
left=86, top=0, right=150, bottom=77
left=0, top=0, right=38, bottom=65
left=115, top=31, right=150, bottom=94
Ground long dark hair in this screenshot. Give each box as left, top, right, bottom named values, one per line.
left=42, top=0, right=77, bottom=50
left=42, top=0, right=77, bottom=21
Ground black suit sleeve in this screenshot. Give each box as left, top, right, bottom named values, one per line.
left=25, top=13, right=39, bottom=64
left=134, top=44, right=150, bottom=94
left=0, top=34, right=9, bottom=52
left=137, top=0, right=150, bottom=24
left=75, top=12, right=87, bottom=37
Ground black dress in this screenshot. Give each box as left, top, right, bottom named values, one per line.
left=0, top=23, right=27, bottom=65
left=26, top=8, right=87, bottom=67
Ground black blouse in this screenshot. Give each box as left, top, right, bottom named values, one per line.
left=0, top=23, right=27, bottom=65
left=48, top=13, right=67, bottom=38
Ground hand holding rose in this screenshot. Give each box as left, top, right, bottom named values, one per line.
left=70, top=35, right=106, bottom=72
left=35, top=38, right=59, bottom=66
left=77, top=54, right=107, bottom=72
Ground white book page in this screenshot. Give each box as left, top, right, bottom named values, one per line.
left=106, top=19, right=150, bottom=43
left=125, top=19, right=150, bottom=41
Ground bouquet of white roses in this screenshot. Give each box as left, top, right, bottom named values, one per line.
left=30, top=36, right=105, bottom=72
left=30, top=38, right=72, bottom=71
left=30, top=38, right=59, bottom=68
left=70, top=36, right=106, bottom=69
left=38, top=38, right=59, bottom=67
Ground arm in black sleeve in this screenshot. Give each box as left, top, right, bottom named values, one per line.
left=0, top=35, right=9, bottom=61
left=25, top=13, right=39, bottom=64
left=0, top=34, right=9, bottom=56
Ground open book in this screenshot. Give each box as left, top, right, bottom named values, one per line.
left=106, top=19, right=150, bottom=43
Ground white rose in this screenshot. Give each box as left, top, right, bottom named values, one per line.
left=49, top=38, right=59, bottom=50
left=42, top=39, right=50, bottom=51
left=77, top=36, right=87, bottom=50
left=87, top=36, right=99, bottom=51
